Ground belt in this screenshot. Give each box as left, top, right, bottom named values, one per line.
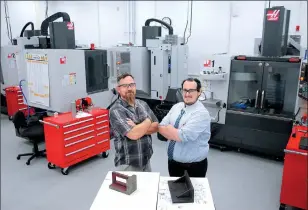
left=169, top=158, right=207, bottom=167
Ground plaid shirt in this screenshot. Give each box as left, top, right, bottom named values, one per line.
left=109, top=97, right=158, bottom=168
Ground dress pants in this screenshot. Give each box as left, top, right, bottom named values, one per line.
left=168, top=158, right=208, bottom=177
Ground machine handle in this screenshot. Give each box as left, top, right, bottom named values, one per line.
left=226, top=109, right=293, bottom=121
left=284, top=149, right=308, bottom=156
left=260, top=90, right=265, bottom=109
left=39, top=120, right=59, bottom=129
left=106, top=64, right=110, bottom=78
left=255, top=90, right=259, bottom=108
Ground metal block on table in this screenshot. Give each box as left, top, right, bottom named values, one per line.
left=109, top=172, right=137, bottom=195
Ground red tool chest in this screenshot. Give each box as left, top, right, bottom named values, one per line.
left=42, top=107, right=110, bottom=175
left=5, top=86, right=35, bottom=119
left=280, top=125, right=308, bottom=210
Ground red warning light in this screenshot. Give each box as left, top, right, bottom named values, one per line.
left=90, top=43, right=95, bottom=50
left=289, top=57, right=300, bottom=63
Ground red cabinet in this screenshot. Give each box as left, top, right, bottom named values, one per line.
left=5, top=86, right=35, bottom=119
left=280, top=125, right=308, bottom=210
left=42, top=107, right=110, bottom=175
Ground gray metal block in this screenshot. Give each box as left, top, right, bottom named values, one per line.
left=109, top=172, right=137, bottom=195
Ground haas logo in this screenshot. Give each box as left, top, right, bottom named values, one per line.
left=204, top=60, right=212, bottom=67
left=67, top=22, right=74, bottom=30
left=267, top=10, right=280, bottom=21
left=60, top=56, right=66, bottom=64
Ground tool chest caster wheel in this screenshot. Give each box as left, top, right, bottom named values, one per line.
left=102, top=151, right=109, bottom=158
left=48, top=162, right=56, bottom=169
left=279, top=203, right=286, bottom=210
left=61, top=168, right=69, bottom=175
left=219, top=146, right=227, bottom=152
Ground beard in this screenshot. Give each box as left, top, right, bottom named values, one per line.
left=185, top=101, right=196, bottom=106
left=125, top=91, right=136, bottom=105
left=184, top=97, right=198, bottom=106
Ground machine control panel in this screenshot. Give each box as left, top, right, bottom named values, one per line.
left=116, top=52, right=131, bottom=76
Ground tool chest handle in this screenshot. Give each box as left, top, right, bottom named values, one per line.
left=39, top=120, right=60, bottom=129
left=284, top=149, right=308, bottom=156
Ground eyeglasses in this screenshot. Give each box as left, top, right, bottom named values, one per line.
left=182, top=89, right=197, bottom=94
left=118, top=83, right=136, bottom=88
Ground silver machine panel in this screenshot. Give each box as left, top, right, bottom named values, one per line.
left=19, top=49, right=112, bottom=113
left=107, top=47, right=150, bottom=96
left=0, top=37, right=39, bottom=94
left=147, top=35, right=188, bottom=101
left=107, top=35, right=188, bottom=101
left=1, top=13, right=113, bottom=114
left=1, top=45, right=20, bottom=91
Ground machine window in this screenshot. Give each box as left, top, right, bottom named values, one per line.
left=85, top=50, right=109, bottom=94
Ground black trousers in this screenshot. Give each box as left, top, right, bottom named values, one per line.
left=168, top=158, right=208, bottom=178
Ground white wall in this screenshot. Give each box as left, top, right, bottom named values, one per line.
left=135, top=1, right=307, bottom=74
left=47, top=1, right=127, bottom=48
left=1, top=1, right=128, bottom=48
left=1, top=1, right=36, bottom=46
left=2, top=1, right=307, bottom=71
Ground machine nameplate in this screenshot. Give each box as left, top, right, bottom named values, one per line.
left=62, top=73, right=77, bottom=87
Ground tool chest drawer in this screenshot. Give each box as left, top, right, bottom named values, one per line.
left=42, top=107, right=111, bottom=169
left=5, top=86, right=34, bottom=118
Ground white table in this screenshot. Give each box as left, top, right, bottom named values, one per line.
left=90, top=172, right=216, bottom=210
left=157, top=176, right=216, bottom=210
left=90, top=171, right=160, bottom=210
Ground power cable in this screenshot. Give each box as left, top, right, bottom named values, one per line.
left=185, top=0, right=193, bottom=44
left=4, top=0, right=13, bottom=44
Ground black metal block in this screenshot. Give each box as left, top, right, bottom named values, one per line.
left=168, top=170, right=194, bottom=203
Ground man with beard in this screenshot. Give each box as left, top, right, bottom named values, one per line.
left=109, top=73, right=158, bottom=172
left=158, top=78, right=211, bottom=177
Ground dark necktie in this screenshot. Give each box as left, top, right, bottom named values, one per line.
left=167, top=109, right=185, bottom=160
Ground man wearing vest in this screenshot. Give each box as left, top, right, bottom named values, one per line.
left=158, top=78, right=211, bottom=177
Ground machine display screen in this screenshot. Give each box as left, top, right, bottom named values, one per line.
left=120, top=52, right=130, bottom=64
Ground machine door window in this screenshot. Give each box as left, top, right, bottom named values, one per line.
left=260, top=61, right=300, bottom=118
left=227, top=60, right=264, bottom=114
left=85, top=50, right=108, bottom=94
